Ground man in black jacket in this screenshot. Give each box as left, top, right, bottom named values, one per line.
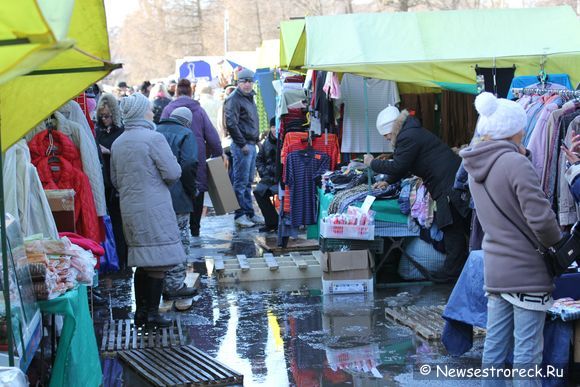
left=156, top=107, right=198, bottom=301
left=364, top=107, right=471, bottom=283
left=253, top=117, right=279, bottom=232
left=225, top=69, right=264, bottom=228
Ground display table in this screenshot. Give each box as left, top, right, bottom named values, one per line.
left=442, top=250, right=575, bottom=381
left=38, top=285, right=102, bottom=387
left=310, top=189, right=417, bottom=239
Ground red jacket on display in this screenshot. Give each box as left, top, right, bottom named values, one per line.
left=35, top=157, right=100, bottom=242
left=28, top=129, right=84, bottom=171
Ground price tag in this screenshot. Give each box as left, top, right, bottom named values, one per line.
left=360, top=195, right=376, bottom=213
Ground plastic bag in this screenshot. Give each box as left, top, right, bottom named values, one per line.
left=99, top=215, right=120, bottom=273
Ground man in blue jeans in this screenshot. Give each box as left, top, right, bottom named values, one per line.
left=225, top=69, right=265, bottom=227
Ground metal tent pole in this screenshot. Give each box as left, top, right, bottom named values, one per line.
left=0, top=102, right=15, bottom=366
left=364, top=77, right=371, bottom=192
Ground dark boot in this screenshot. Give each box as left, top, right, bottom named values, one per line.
left=162, top=284, right=197, bottom=301
left=133, top=268, right=148, bottom=326
left=147, top=277, right=173, bottom=328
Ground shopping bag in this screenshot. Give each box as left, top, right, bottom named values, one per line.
left=99, top=215, right=120, bottom=273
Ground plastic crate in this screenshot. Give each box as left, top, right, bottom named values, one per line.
left=320, top=222, right=374, bottom=240
left=319, top=237, right=384, bottom=254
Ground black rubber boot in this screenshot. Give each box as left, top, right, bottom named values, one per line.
left=147, top=277, right=173, bottom=328
left=133, top=268, right=148, bottom=326
left=162, top=284, right=197, bottom=301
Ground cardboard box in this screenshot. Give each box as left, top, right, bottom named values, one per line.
left=206, top=157, right=240, bottom=215
left=44, top=189, right=76, bottom=232
left=316, top=250, right=374, bottom=281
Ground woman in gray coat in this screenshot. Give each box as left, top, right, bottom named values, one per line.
left=461, top=93, right=562, bottom=386
left=111, top=93, right=185, bottom=327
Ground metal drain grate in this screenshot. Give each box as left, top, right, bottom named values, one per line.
left=118, top=345, right=244, bottom=386
left=101, top=316, right=184, bottom=354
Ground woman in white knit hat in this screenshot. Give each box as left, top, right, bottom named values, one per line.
left=461, top=92, right=563, bottom=386
left=110, top=93, right=185, bottom=327
left=364, top=105, right=471, bottom=283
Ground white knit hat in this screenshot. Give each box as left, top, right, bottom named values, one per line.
left=376, top=105, right=400, bottom=135
left=170, top=107, right=193, bottom=127
left=120, top=93, right=151, bottom=121
left=474, top=92, right=526, bottom=140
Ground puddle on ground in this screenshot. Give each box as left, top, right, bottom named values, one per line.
left=96, top=213, right=483, bottom=386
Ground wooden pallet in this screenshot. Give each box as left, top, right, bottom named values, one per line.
left=206, top=252, right=321, bottom=283
left=100, top=316, right=185, bottom=355
left=118, top=345, right=243, bottom=386
left=385, top=305, right=487, bottom=340
left=255, top=235, right=319, bottom=254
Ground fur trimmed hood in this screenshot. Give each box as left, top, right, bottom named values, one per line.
left=390, top=109, right=410, bottom=148
left=96, top=93, right=122, bottom=128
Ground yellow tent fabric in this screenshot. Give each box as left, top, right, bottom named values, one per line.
left=256, top=39, right=280, bottom=69
left=305, top=7, right=580, bottom=92
left=0, top=0, right=120, bottom=151
left=279, top=20, right=306, bottom=71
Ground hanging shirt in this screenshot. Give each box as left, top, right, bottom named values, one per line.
left=339, top=74, right=400, bottom=153
left=286, top=150, right=330, bottom=226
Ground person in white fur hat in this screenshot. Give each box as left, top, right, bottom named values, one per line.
left=365, top=104, right=471, bottom=283
left=460, top=92, right=563, bottom=385
left=111, top=93, right=185, bottom=327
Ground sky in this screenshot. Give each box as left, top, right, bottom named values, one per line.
left=104, top=0, right=138, bottom=29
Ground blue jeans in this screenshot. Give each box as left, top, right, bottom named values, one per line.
left=482, top=294, right=546, bottom=387
left=231, top=143, right=256, bottom=219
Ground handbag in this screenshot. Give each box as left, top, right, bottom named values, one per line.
left=482, top=181, right=577, bottom=277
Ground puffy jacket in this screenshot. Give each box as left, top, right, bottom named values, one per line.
left=161, top=96, right=223, bottom=192
left=224, top=88, right=260, bottom=148
left=156, top=118, right=198, bottom=213
left=461, top=140, right=562, bottom=293
left=256, top=132, right=279, bottom=187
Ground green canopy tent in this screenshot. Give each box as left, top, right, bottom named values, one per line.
left=280, top=19, right=306, bottom=72
left=0, top=0, right=119, bottom=367
left=305, top=6, right=580, bottom=93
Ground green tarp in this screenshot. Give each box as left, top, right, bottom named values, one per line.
left=304, top=6, right=580, bottom=92
left=280, top=19, right=306, bottom=71
left=38, top=286, right=101, bottom=387
left=0, top=0, right=120, bottom=151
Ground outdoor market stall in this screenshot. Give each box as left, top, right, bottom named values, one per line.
left=275, top=6, right=580, bottom=282
left=0, top=1, right=119, bottom=385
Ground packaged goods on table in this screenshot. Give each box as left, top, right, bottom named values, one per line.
left=24, top=235, right=97, bottom=300
left=321, top=206, right=375, bottom=240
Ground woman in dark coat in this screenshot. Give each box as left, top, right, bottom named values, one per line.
left=96, top=93, right=127, bottom=268
left=364, top=107, right=471, bottom=282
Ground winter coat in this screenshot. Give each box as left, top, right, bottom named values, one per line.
left=96, top=125, right=124, bottom=192
left=35, top=156, right=100, bottom=242
left=370, top=110, right=461, bottom=201
left=460, top=140, right=562, bottom=293
left=156, top=118, right=199, bottom=214
left=26, top=111, right=108, bottom=217
left=370, top=111, right=466, bottom=228
left=256, top=132, right=279, bottom=187
left=110, top=127, right=186, bottom=268
left=224, top=88, right=260, bottom=148
left=153, top=96, right=171, bottom=125
left=161, top=96, right=223, bottom=192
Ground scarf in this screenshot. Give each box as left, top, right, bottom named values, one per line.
left=123, top=118, right=156, bottom=132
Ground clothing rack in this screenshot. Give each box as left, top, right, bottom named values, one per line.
left=511, top=88, right=580, bottom=98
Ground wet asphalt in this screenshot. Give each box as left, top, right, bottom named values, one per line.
left=95, top=211, right=485, bottom=387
